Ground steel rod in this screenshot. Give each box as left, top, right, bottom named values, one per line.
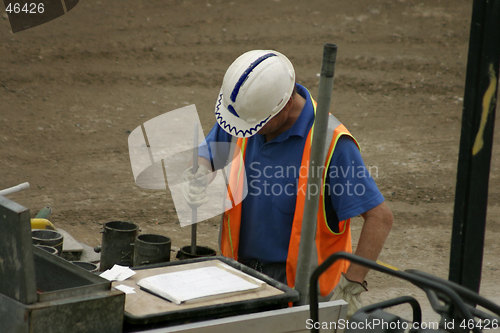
left=294, top=43, right=338, bottom=306
left=191, top=122, right=198, bottom=255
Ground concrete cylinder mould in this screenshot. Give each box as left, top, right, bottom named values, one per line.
left=32, top=230, right=64, bottom=256
left=35, top=245, right=58, bottom=256
left=99, top=221, right=138, bottom=271
left=71, top=261, right=99, bottom=273
left=133, top=234, right=171, bottom=266
left=176, top=245, right=216, bottom=260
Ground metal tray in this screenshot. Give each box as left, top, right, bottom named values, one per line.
left=120, top=256, right=299, bottom=330
left=33, top=245, right=112, bottom=302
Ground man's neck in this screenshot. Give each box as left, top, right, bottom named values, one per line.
left=265, top=93, right=306, bottom=142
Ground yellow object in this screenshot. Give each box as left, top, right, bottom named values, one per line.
left=376, top=260, right=399, bottom=271
left=472, top=63, right=497, bottom=155
left=31, top=218, right=56, bottom=230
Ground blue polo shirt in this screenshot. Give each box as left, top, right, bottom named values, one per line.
left=199, top=84, right=384, bottom=263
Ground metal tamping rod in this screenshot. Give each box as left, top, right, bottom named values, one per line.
left=294, top=43, right=338, bottom=305
left=191, top=122, right=198, bottom=255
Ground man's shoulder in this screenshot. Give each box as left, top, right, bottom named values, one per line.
left=333, top=133, right=358, bottom=151
left=328, top=134, right=363, bottom=168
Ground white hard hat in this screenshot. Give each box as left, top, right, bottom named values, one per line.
left=215, top=50, right=295, bottom=138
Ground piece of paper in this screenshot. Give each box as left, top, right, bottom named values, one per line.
left=115, top=284, right=136, bottom=294
left=100, top=264, right=136, bottom=281
left=137, top=263, right=265, bottom=305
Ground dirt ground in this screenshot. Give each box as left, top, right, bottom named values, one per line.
left=1, top=0, right=499, bottom=325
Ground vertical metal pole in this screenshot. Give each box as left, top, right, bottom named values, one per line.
left=449, top=0, right=500, bottom=292
left=294, top=43, right=338, bottom=306
left=191, top=122, right=198, bottom=255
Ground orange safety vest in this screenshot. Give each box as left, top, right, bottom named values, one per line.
left=220, top=100, right=360, bottom=297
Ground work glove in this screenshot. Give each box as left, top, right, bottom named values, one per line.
left=330, top=273, right=368, bottom=320
left=181, top=164, right=211, bottom=208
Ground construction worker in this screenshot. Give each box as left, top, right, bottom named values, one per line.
left=182, top=50, right=393, bottom=317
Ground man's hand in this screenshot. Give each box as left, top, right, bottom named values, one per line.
left=330, top=273, right=368, bottom=319
left=181, top=164, right=212, bottom=207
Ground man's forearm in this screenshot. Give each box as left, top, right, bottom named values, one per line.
left=197, top=157, right=214, bottom=172
left=345, top=201, right=393, bottom=283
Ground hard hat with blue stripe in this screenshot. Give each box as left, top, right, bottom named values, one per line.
left=215, top=50, right=295, bottom=138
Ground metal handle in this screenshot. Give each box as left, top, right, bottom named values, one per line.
left=309, top=252, right=482, bottom=333
left=0, top=182, right=30, bottom=196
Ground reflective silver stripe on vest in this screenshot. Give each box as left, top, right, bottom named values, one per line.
left=325, top=114, right=342, bottom=154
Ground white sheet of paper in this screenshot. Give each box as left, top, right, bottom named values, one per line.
left=100, top=264, right=136, bottom=281
left=115, top=284, right=136, bottom=294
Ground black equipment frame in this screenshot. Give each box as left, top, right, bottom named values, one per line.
left=448, top=0, right=500, bottom=292
left=309, top=252, right=500, bottom=333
